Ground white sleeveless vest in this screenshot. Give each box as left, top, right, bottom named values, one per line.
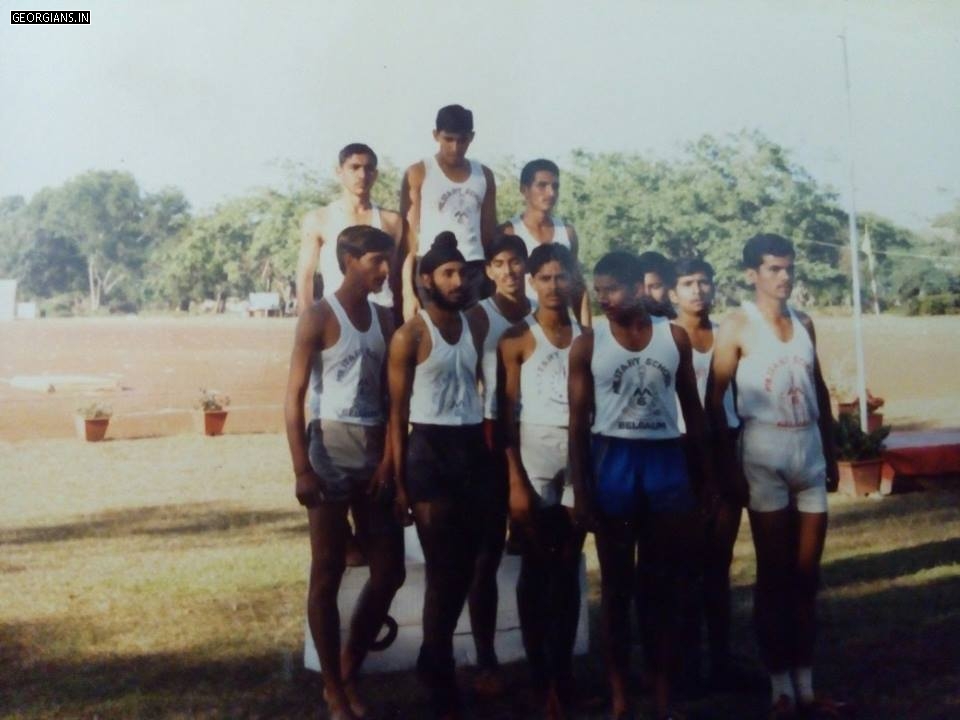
left=591, top=316, right=681, bottom=439
left=519, top=314, right=580, bottom=427
left=409, top=310, right=482, bottom=425
left=419, top=155, right=487, bottom=262
left=675, top=322, right=740, bottom=432
left=735, top=301, right=818, bottom=428
left=317, top=203, right=393, bottom=307
left=308, top=295, right=386, bottom=425
left=478, top=297, right=529, bottom=420
left=509, top=214, right=571, bottom=305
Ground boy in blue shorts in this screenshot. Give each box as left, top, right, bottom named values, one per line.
left=568, top=251, right=711, bottom=720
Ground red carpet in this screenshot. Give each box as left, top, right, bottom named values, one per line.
left=881, top=429, right=960, bottom=493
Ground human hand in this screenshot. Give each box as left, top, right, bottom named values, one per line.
left=295, top=470, right=323, bottom=508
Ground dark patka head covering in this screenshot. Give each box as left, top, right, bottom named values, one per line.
left=420, top=231, right=465, bottom=275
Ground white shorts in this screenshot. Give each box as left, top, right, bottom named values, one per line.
left=739, top=422, right=827, bottom=513
left=520, top=423, right=574, bottom=509
left=308, top=419, right=384, bottom=502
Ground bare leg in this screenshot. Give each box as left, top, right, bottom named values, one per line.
left=517, top=519, right=549, bottom=691
left=414, top=498, right=481, bottom=718
left=340, top=499, right=406, bottom=717
left=748, top=508, right=796, bottom=673
left=595, top=516, right=637, bottom=719
left=546, top=507, right=587, bottom=710
left=792, top=511, right=827, bottom=667
left=638, top=510, right=700, bottom=720
left=307, top=502, right=357, bottom=720
left=703, top=498, right=742, bottom=677
left=467, top=488, right=506, bottom=681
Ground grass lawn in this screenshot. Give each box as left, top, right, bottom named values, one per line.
left=2, top=434, right=959, bottom=719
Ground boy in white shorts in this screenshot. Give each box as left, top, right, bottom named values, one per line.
left=709, top=234, right=846, bottom=719
left=499, top=243, right=583, bottom=719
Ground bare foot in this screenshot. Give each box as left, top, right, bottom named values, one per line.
left=545, top=686, right=567, bottom=720
left=323, top=687, right=360, bottom=720
left=344, top=534, right=366, bottom=567
left=343, top=681, right=369, bottom=719
left=472, top=667, right=505, bottom=699
left=610, top=674, right=630, bottom=720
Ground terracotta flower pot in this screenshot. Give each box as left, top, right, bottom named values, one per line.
left=75, top=415, right=109, bottom=442
left=202, top=410, right=228, bottom=436
left=837, top=458, right=883, bottom=497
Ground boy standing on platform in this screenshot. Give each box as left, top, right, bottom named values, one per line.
left=464, top=233, right=532, bottom=696
left=388, top=232, right=490, bottom=719
left=400, top=105, right=498, bottom=318
left=500, top=159, right=591, bottom=326
left=296, top=144, right=404, bottom=315
left=499, top=243, right=585, bottom=719
left=285, top=226, right=405, bottom=720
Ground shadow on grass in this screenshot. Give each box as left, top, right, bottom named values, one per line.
left=0, top=503, right=302, bottom=546
left=817, top=574, right=960, bottom=720
left=828, top=488, right=960, bottom=531
left=0, top=628, right=324, bottom=719
left=821, top=537, right=960, bottom=588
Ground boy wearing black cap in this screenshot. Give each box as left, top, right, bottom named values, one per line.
left=388, top=231, right=491, bottom=719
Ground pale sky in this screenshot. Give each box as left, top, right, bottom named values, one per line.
left=1, top=0, right=958, bottom=229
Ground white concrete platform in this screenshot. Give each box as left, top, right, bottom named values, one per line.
left=304, top=526, right=590, bottom=674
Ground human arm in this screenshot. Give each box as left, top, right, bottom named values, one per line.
left=380, top=209, right=406, bottom=326
left=295, top=209, right=324, bottom=315
left=672, top=324, right=715, bottom=505
left=367, top=306, right=397, bottom=500
left=284, top=304, right=327, bottom=506
left=707, top=312, right=747, bottom=504
left=567, top=225, right=592, bottom=328
left=480, top=166, right=498, bottom=259
left=386, top=320, right=420, bottom=525
left=567, top=330, right=597, bottom=530
left=400, top=164, right=424, bottom=321
left=499, top=327, right=538, bottom=526
left=800, top=313, right=839, bottom=488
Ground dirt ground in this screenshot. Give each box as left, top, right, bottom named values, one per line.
left=1, top=313, right=958, bottom=443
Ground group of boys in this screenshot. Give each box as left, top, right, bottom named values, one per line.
left=285, top=104, right=843, bottom=720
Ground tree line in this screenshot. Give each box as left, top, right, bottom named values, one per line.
left=1, top=130, right=958, bottom=315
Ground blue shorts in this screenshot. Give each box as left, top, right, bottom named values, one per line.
left=591, top=435, right=695, bottom=517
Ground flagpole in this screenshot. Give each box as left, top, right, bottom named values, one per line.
left=863, top=223, right=881, bottom=316
left=840, top=28, right=869, bottom=431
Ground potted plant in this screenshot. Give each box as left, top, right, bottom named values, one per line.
left=836, top=390, right=885, bottom=433
left=196, top=388, right=230, bottom=436
left=75, top=402, right=112, bottom=442
left=833, top=412, right=891, bottom=497
left=827, top=366, right=885, bottom=432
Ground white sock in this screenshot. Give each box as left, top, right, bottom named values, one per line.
left=793, top=666, right=815, bottom=704
left=770, top=671, right=795, bottom=705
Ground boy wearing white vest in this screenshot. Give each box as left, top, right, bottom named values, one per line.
left=709, top=234, right=843, bottom=719
left=568, top=251, right=710, bottom=720
left=637, top=250, right=677, bottom=320
left=400, top=105, right=498, bottom=320
left=463, top=233, right=532, bottom=696
left=499, top=243, right=584, bottom=719
left=296, top=143, right=404, bottom=316
left=670, top=257, right=760, bottom=692
left=388, top=232, right=490, bottom=719
left=285, top=226, right=405, bottom=720
left=500, top=159, right=591, bottom=327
